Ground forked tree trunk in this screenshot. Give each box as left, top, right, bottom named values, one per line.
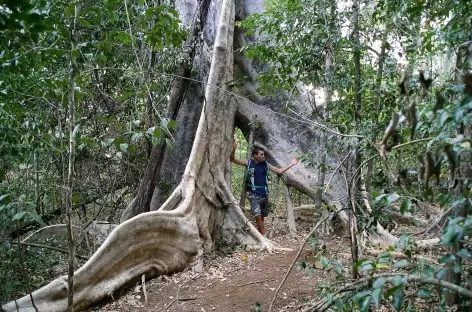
left=4, top=1, right=351, bottom=311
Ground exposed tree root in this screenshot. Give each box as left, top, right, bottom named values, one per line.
left=367, top=223, right=440, bottom=249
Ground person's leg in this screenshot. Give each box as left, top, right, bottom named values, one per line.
left=258, top=197, right=269, bottom=235
left=249, top=194, right=265, bottom=235
left=255, top=216, right=265, bottom=235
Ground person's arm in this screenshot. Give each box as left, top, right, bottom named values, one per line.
left=268, top=157, right=299, bottom=175
left=230, top=139, right=248, bottom=166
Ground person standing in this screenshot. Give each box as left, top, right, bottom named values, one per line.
left=230, top=139, right=299, bottom=235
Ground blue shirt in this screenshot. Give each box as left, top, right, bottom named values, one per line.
left=248, top=160, right=269, bottom=196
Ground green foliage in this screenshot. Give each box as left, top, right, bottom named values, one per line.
left=0, top=0, right=188, bottom=304
left=242, top=0, right=472, bottom=310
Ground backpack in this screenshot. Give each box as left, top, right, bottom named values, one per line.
left=245, top=159, right=269, bottom=196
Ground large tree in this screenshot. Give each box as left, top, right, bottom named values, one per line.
left=3, top=0, right=348, bottom=311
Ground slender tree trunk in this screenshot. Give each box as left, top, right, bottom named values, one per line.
left=239, top=125, right=254, bottom=207
left=350, top=0, right=362, bottom=280
left=317, top=1, right=334, bottom=231
left=283, top=184, right=296, bottom=236
left=65, top=6, right=78, bottom=311
left=145, top=50, right=156, bottom=157
left=16, top=220, right=38, bottom=311
left=34, top=152, right=41, bottom=215
left=365, top=34, right=387, bottom=194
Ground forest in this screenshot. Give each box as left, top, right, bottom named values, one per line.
left=0, top=0, right=471, bottom=311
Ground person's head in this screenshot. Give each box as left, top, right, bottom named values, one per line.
left=252, top=147, right=265, bottom=163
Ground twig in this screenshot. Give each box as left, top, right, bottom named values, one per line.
left=161, top=284, right=182, bottom=312
left=206, top=279, right=220, bottom=288
left=161, top=299, right=176, bottom=312
left=323, top=150, right=354, bottom=195
left=236, top=278, right=271, bottom=287
left=142, top=274, right=147, bottom=304
left=268, top=214, right=331, bottom=312
left=410, top=207, right=453, bottom=238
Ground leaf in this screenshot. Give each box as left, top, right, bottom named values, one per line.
left=12, top=211, right=26, bottom=222
left=27, top=211, right=45, bottom=226
left=72, top=193, right=82, bottom=204
left=58, top=24, right=70, bottom=39
left=119, top=143, right=129, bottom=153
left=359, top=295, right=371, bottom=312
left=131, top=132, right=143, bottom=143
left=393, top=259, right=409, bottom=268
left=352, top=290, right=371, bottom=302
left=437, top=267, right=449, bottom=280
left=153, top=128, right=161, bottom=140
left=417, top=289, right=431, bottom=299
left=387, top=193, right=400, bottom=204
left=320, top=256, right=329, bottom=268
left=103, top=138, right=114, bottom=148
left=335, top=298, right=343, bottom=309
left=373, top=278, right=385, bottom=289
left=372, top=288, right=382, bottom=308
left=457, top=248, right=471, bottom=258
left=78, top=18, right=92, bottom=28
left=2, top=240, right=10, bottom=250
left=439, top=254, right=455, bottom=264
left=400, top=199, right=412, bottom=214
left=460, top=141, right=471, bottom=148
left=439, top=111, right=449, bottom=126
left=169, top=119, right=176, bottom=131
left=0, top=194, right=9, bottom=202
left=392, top=287, right=404, bottom=311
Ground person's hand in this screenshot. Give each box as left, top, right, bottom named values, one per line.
left=291, top=157, right=299, bottom=166
left=233, top=138, right=238, bottom=151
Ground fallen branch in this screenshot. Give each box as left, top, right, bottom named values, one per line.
left=410, top=207, right=453, bottom=238
left=236, top=278, right=271, bottom=287
left=9, top=241, right=89, bottom=260
left=365, top=248, right=435, bottom=263
left=384, top=209, right=426, bottom=227
left=268, top=214, right=331, bottom=312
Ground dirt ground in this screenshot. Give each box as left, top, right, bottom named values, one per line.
left=89, top=203, right=438, bottom=312
left=89, top=218, right=352, bottom=312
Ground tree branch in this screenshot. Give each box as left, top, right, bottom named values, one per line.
left=311, top=272, right=472, bottom=311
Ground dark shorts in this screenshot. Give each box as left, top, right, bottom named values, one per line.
left=248, top=193, right=269, bottom=217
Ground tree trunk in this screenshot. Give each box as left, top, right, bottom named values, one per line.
left=283, top=184, right=296, bottom=236
left=4, top=1, right=351, bottom=311
left=65, top=5, right=78, bottom=311
left=350, top=0, right=362, bottom=280
left=239, top=125, right=254, bottom=207
left=123, top=0, right=212, bottom=220
left=365, top=34, right=387, bottom=194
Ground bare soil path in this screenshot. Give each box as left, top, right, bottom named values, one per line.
left=91, top=221, right=351, bottom=312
